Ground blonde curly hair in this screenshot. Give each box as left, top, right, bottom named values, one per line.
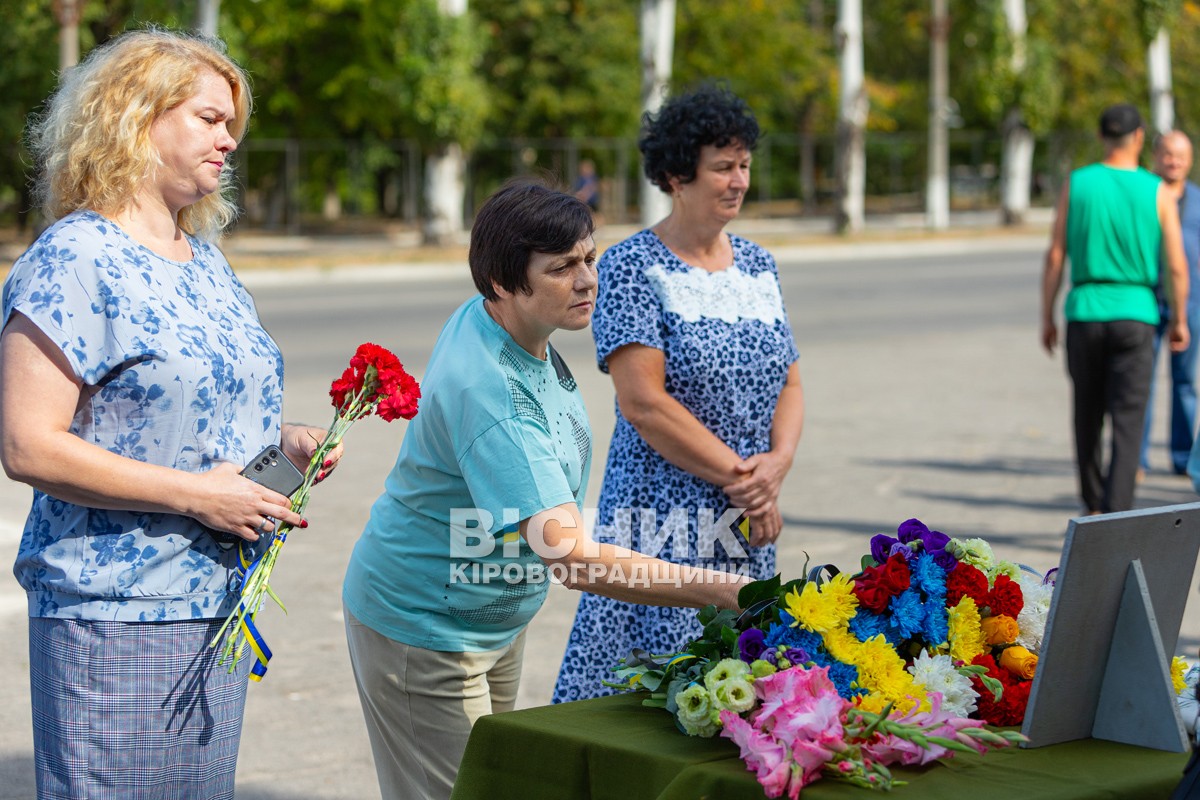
left=29, top=28, right=252, bottom=241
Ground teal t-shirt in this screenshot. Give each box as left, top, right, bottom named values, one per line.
left=1064, top=163, right=1163, bottom=324
left=342, top=296, right=592, bottom=652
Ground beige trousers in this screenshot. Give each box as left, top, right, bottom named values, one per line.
left=343, top=608, right=526, bottom=800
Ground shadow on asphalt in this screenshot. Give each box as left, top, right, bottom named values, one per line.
left=0, top=756, right=34, bottom=800
left=861, top=455, right=1074, bottom=477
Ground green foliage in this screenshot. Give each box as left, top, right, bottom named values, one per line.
left=1139, top=0, right=1183, bottom=42
left=473, top=0, right=640, bottom=139
left=673, top=0, right=836, bottom=136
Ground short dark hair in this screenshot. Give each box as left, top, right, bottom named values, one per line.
left=639, top=84, right=760, bottom=194
left=469, top=180, right=595, bottom=301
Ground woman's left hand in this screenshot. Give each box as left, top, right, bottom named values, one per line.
left=723, top=449, right=792, bottom=513
left=747, top=502, right=783, bottom=547
left=280, top=423, right=345, bottom=484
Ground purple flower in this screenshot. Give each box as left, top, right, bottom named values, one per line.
left=738, top=628, right=768, bottom=664
left=784, top=647, right=811, bottom=665
left=870, top=533, right=898, bottom=565
left=897, top=518, right=930, bottom=544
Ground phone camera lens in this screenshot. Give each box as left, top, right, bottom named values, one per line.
left=254, top=464, right=264, bottom=472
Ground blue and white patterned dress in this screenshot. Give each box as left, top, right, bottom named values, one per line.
left=2, top=210, right=284, bottom=622
left=552, top=229, right=799, bottom=703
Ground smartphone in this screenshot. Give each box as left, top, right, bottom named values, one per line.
left=241, top=444, right=304, bottom=498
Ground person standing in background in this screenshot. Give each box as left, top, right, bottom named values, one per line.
left=552, top=85, right=803, bottom=703
left=1140, top=130, right=1200, bottom=478
left=1041, top=103, right=1189, bottom=515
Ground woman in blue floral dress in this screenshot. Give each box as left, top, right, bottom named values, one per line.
left=553, top=86, right=804, bottom=703
left=0, top=31, right=338, bottom=800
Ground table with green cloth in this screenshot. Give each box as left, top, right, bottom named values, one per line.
left=450, top=692, right=1191, bottom=800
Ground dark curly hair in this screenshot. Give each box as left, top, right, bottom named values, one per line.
left=639, top=84, right=760, bottom=194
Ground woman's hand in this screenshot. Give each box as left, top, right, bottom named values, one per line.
left=747, top=502, right=783, bottom=547
left=191, top=461, right=307, bottom=541
left=280, top=423, right=344, bottom=484
left=723, top=449, right=792, bottom=513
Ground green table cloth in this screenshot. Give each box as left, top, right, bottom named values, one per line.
left=450, top=692, right=1191, bottom=800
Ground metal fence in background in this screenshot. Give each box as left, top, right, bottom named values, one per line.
left=1, top=130, right=1103, bottom=235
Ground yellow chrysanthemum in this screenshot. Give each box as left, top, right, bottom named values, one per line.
left=822, top=629, right=929, bottom=712
left=947, top=596, right=987, bottom=664
left=784, top=576, right=856, bottom=633
left=1173, top=656, right=1189, bottom=695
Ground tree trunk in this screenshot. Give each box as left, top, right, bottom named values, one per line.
left=1000, top=0, right=1033, bottom=226
left=639, top=0, right=675, bottom=228
left=422, top=0, right=469, bottom=244
left=1148, top=28, right=1174, bottom=134
left=926, top=0, right=950, bottom=230
left=55, top=0, right=82, bottom=71
left=834, top=0, right=865, bottom=233
left=195, top=0, right=220, bottom=37
left=423, top=143, right=466, bottom=246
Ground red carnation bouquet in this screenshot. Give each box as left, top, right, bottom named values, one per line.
left=213, top=342, right=420, bottom=680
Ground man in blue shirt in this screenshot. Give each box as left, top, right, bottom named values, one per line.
left=1142, top=130, right=1200, bottom=476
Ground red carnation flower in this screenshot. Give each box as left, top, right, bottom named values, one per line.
left=987, top=573, right=1024, bottom=619
left=945, top=562, right=990, bottom=608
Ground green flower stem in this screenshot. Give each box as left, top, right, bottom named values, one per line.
left=212, top=385, right=379, bottom=672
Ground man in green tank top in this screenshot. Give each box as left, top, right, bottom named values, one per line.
left=1041, top=103, right=1190, bottom=514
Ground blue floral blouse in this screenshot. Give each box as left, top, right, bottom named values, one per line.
left=2, top=210, right=284, bottom=621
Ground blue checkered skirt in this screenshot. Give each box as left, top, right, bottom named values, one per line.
left=29, top=617, right=250, bottom=800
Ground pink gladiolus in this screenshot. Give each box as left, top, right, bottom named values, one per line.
left=720, top=711, right=795, bottom=798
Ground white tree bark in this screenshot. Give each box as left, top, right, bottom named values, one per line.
left=1000, top=0, right=1033, bottom=225
left=639, top=0, right=675, bottom=228
left=1148, top=28, right=1174, bottom=134
left=926, top=0, right=950, bottom=230
left=424, top=143, right=466, bottom=245
left=54, top=0, right=82, bottom=71
left=834, top=0, right=866, bottom=233
left=195, top=0, right=220, bottom=37
left=423, top=0, right=469, bottom=244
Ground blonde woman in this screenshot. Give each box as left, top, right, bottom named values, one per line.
left=0, top=29, right=338, bottom=799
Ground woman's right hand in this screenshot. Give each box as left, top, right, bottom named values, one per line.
left=190, top=462, right=306, bottom=542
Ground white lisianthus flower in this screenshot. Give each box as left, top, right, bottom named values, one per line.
left=949, top=537, right=996, bottom=573
left=675, top=683, right=719, bottom=737
left=712, top=676, right=757, bottom=714
left=991, top=560, right=1022, bottom=581
left=907, top=650, right=978, bottom=718
left=703, top=658, right=751, bottom=692
left=1016, top=572, right=1053, bottom=654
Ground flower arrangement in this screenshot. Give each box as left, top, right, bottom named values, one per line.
left=212, top=343, right=420, bottom=680
left=607, top=519, right=1054, bottom=795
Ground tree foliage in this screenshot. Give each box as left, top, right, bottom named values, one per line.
left=7, top=0, right=1200, bottom=225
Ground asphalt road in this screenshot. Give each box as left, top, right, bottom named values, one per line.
left=1, top=234, right=1198, bottom=799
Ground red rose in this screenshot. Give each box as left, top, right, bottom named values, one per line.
left=853, top=564, right=888, bottom=612
left=853, top=575, right=891, bottom=614
left=945, top=562, right=990, bottom=608
left=987, top=574, right=1024, bottom=619
left=878, top=554, right=911, bottom=595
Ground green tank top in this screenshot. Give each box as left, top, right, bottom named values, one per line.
left=1064, top=163, right=1162, bottom=324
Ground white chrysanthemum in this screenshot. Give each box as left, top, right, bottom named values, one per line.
left=907, top=651, right=979, bottom=718
left=1016, top=572, right=1054, bottom=654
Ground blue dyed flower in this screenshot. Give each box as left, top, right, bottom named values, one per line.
left=889, top=589, right=925, bottom=639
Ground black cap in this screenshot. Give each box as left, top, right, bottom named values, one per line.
left=1099, top=104, right=1143, bottom=138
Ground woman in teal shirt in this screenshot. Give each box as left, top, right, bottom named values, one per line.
left=342, top=181, right=749, bottom=800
